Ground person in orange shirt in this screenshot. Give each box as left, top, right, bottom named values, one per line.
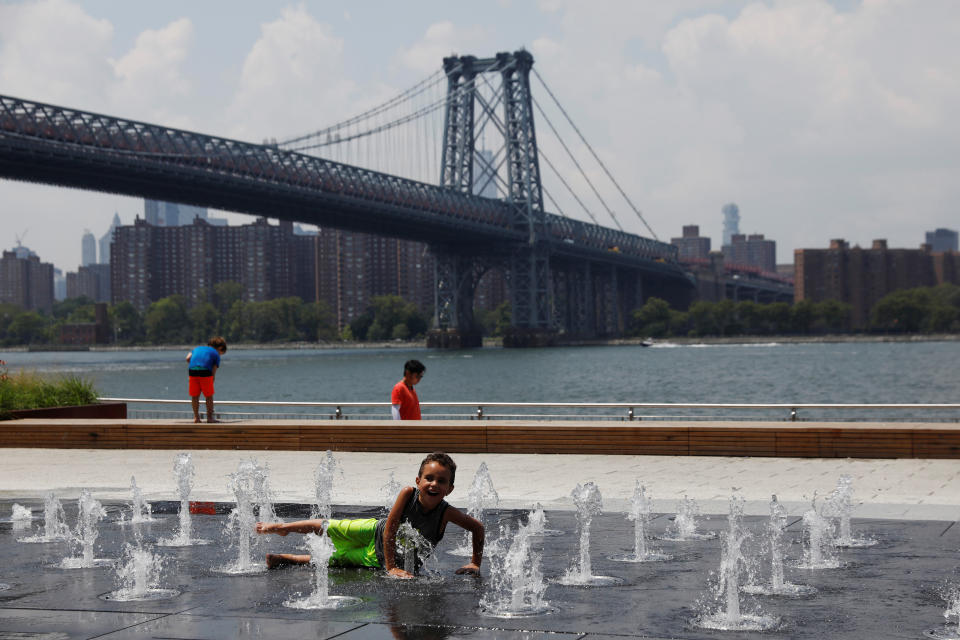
left=391, top=359, right=424, bottom=420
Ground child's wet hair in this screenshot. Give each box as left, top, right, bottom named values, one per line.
left=419, top=451, right=456, bottom=484
left=208, top=336, right=227, bottom=352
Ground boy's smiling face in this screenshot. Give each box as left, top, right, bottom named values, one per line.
left=415, top=461, right=454, bottom=511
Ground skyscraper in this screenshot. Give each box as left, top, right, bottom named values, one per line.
left=81, top=230, right=96, bottom=266
left=144, top=199, right=209, bottom=227
left=99, top=213, right=121, bottom=265
left=722, top=203, right=740, bottom=247
left=926, top=228, right=958, bottom=253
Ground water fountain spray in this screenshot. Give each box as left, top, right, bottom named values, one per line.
left=379, top=471, right=403, bottom=515
left=284, top=527, right=360, bottom=609
left=159, top=452, right=208, bottom=546
left=481, top=505, right=552, bottom=617
left=695, top=492, right=778, bottom=631
left=558, top=482, right=621, bottom=586
left=742, top=495, right=816, bottom=597
left=129, top=476, right=153, bottom=524
left=313, top=450, right=337, bottom=519
left=217, top=460, right=265, bottom=574
left=796, top=493, right=841, bottom=570
left=925, top=583, right=960, bottom=640
left=611, top=481, right=671, bottom=562
left=19, top=492, right=69, bottom=543
left=61, top=489, right=110, bottom=569
left=450, top=462, right=499, bottom=556
left=662, top=494, right=716, bottom=541
left=825, top=474, right=876, bottom=548
left=102, top=543, right=178, bottom=601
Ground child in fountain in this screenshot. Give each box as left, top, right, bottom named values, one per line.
left=256, top=452, right=484, bottom=579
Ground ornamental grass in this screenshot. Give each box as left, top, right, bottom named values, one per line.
left=0, top=360, right=99, bottom=417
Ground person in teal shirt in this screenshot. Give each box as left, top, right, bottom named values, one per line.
left=186, top=336, right=227, bottom=423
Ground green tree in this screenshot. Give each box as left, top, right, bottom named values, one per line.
left=366, top=295, right=428, bottom=341
left=212, top=281, right=244, bottom=317
left=762, top=302, right=792, bottom=334
left=190, top=302, right=219, bottom=343
left=145, top=295, right=191, bottom=344
left=52, top=296, right=94, bottom=321
left=5, top=311, right=50, bottom=345
left=688, top=300, right=717, bottom=336
left=110, top=301, right=144, bottom=344
left=790, top=300, right=818, bottom=334
left=871, top=289, right=930, bottom=332
left=296, top=301, right=337, bottom=341
left=817, top=300, right=851, bottom=333
left=630, top=297, right=672, bottom=337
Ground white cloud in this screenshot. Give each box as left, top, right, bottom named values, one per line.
left=0, top=0, right=114, bottom=110
left=109, top=18, right=195, bottom=127
left=396, top=21, right=490, bottom=75
left=530, top=1, right=960, bottom=257
left=225, top=4, right=359, bottom=142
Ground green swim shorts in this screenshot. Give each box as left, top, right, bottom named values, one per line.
left=326, top=518, right=381, bottom=568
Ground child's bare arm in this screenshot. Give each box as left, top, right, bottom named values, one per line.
left=255, top=519, right=325, bottom=536
left=382, top=486, right=415, bottom=579
left=445, top=507, right=484, bottom=574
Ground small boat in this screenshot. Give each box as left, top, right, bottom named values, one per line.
left=640, top=338, right=655, bottom=347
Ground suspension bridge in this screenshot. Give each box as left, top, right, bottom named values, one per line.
left=0, top=50, right=774, bottom=345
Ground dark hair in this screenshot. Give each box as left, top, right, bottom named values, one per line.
left=404, top=359, right=425, bottom=375
left=208, top=336, right=227, bottom=352
left=419, top=451, right=456, bottom=484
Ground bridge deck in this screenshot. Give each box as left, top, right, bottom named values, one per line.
left=3, top=418, right=959, bottom=459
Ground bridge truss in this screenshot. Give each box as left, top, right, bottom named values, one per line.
left=0, top=53, right=693, bottom=344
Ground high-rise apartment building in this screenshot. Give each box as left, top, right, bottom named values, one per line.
left=66, top=264, right=111, bottom=302
left=0, top=247, right=54, bottom=313
left=314, top=228, right=434, bottom=329
left=926, top=228, right=959, bottom=253
left=81, top=230, right=96, bottom=266
left=795, top=239, right=960, bottom=329
left=99, top=213, right=121, bottom=265
left=671, top=225, right=711, bottom=261
left=109, top=217, right=437, bottom=328
left=724, top=233, right=776, bottom=274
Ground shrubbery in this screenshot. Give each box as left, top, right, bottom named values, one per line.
left=0, top=359, right=99, bottom=416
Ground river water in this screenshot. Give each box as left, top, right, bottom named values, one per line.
left=3, top=340, right=957, bottom=421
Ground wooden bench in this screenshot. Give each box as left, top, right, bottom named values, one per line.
left=2, top=418, right=960, bottom=459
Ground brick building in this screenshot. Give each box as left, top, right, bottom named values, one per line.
left=109, top=217, right=443, bottom=330
left=671, top=225, right=711, bottom=261
left=794, top=239, right=960, bottom=329
left=724, top=233, right=776, bottom=274
left=66, top=264, right=111, bottom=302
left=0, top=248, right=54, bottom=314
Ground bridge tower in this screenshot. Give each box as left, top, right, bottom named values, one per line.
left=430, top=50, right=554, bottom=348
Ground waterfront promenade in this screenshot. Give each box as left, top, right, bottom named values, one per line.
left=2, top=444, right=958, bottom=520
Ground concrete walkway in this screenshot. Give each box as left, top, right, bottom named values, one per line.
left=2, top=448, right=958, bottom=520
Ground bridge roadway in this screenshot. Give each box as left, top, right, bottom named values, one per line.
left=0, top=93, right=686, bottom=282
left=2, top=417, right=958, bottom=520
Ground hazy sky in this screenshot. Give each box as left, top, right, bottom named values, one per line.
left=1, top=0, right=957, bottom=272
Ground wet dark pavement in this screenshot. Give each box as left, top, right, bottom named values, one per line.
left=1, top=499, right=959, bottom=639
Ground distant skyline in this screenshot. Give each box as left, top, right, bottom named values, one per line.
left=1, top=0, right=958, bottom=272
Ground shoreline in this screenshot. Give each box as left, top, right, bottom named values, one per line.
left=5, top=333, right=960, bottom=353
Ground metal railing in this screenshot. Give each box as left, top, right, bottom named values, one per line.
left=100, top=398, right=960, bottom=423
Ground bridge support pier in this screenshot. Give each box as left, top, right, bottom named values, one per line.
left=429, top=248, right=486, bottom=349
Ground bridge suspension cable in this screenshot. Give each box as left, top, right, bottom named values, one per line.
left=532, top=67, right=660, bottom=241
left=276, top=69, right=447, bottom=148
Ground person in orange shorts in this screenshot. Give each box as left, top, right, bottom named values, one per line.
left=186, top=336, right=227, bottom=423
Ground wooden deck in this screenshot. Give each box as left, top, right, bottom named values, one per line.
left=2, top=418, right=960, bottom=459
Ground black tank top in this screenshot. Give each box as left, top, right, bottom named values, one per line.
left=374, top=487, right=449, bottom=568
